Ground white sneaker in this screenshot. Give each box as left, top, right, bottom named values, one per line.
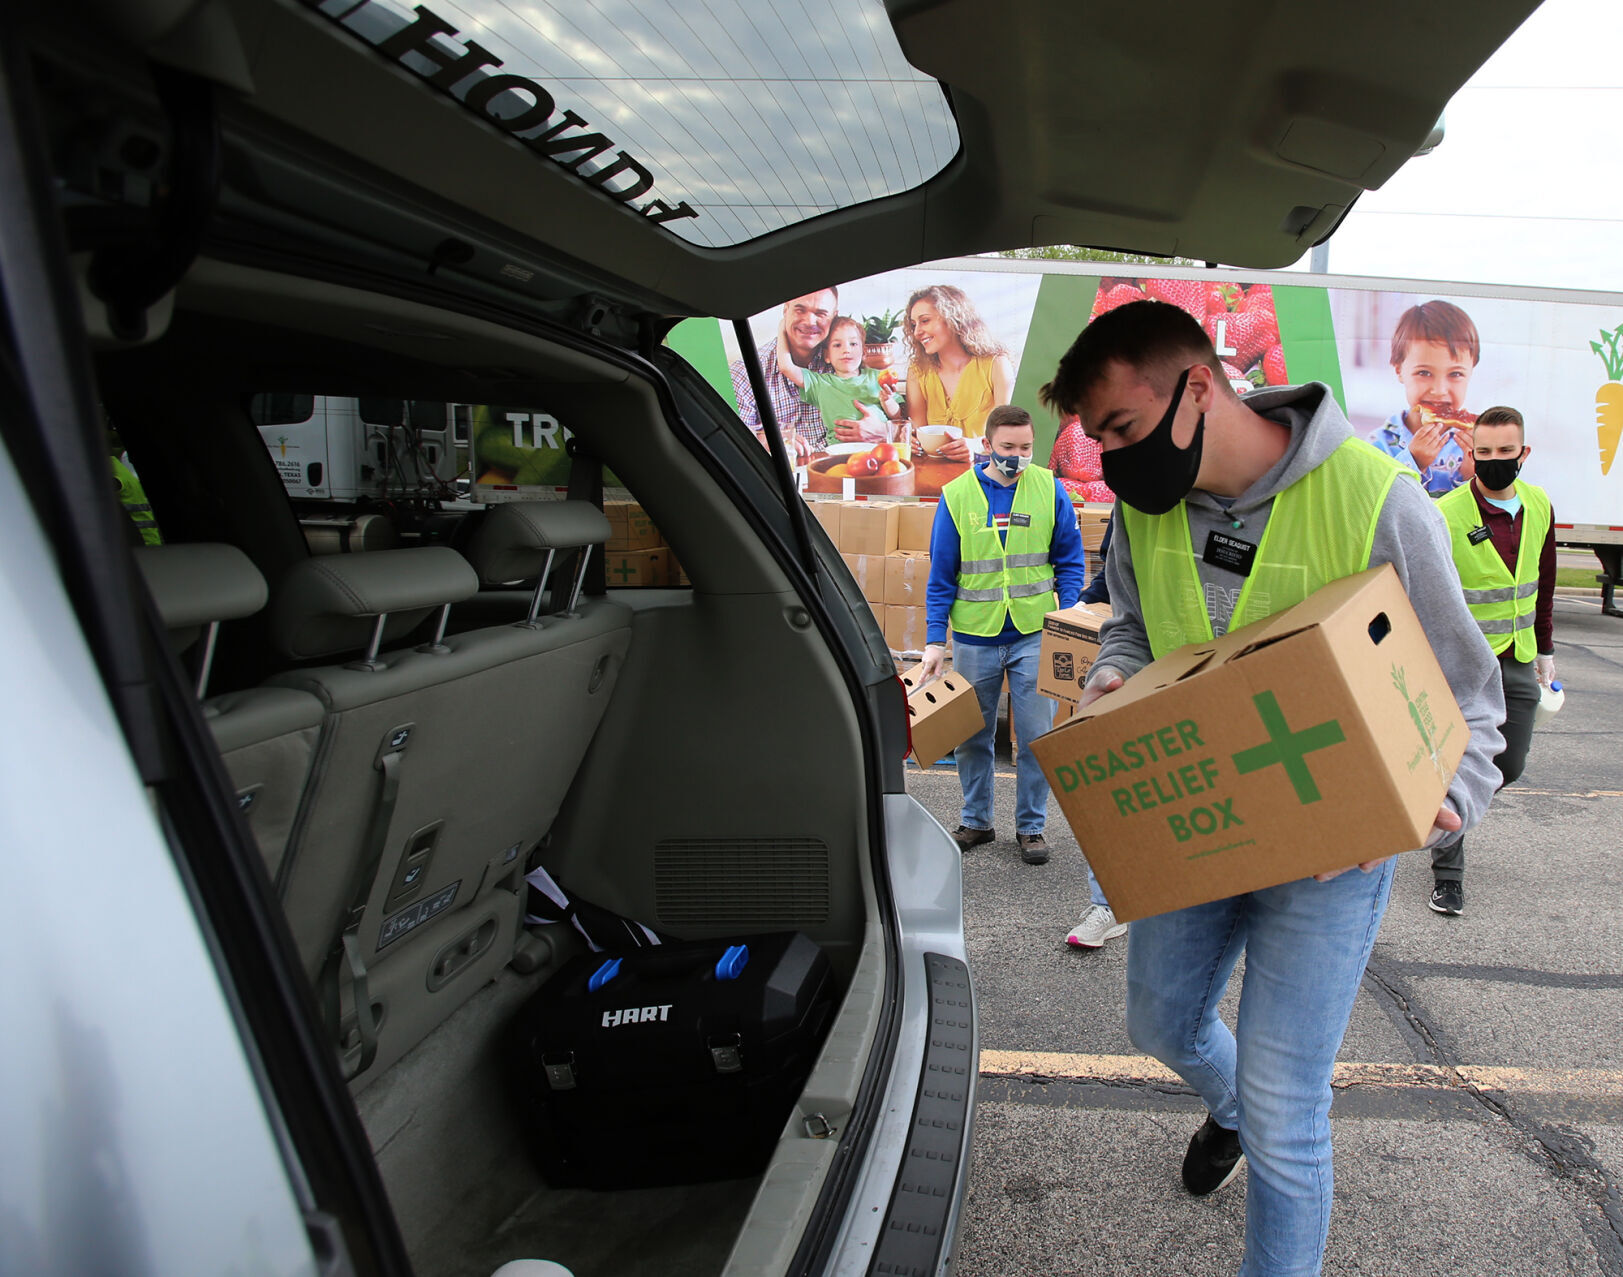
left=1066, top=904, right=1126, bottom=948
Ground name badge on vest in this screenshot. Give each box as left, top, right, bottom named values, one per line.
left=1010, top=512, right=1031, bottom=527
left=1203, top=529, right=1258, bottom=576
left=1467, top=524, right=1493, bottom=545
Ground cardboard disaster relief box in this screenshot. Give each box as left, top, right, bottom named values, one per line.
left=900, top=664, right=985, bottom=766
left=604, top=500, right=662, bottom=551
left=603, top=500, right=686, bottom=585
left=1030, top=565, right=1467, bottom=922
left=1038, top=602, right=1112, bottom=704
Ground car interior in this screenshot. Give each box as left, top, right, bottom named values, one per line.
left=98, top=259, right=901, bottom=1276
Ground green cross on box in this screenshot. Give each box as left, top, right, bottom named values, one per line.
left=1230, top=690, right=1345, bottom=804
left=610, top=560, right=635, bottom=582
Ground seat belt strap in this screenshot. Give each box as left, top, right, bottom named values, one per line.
left=331, top=727, right=410, bottom=1077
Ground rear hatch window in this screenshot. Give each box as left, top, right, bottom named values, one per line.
left=309, top=0, right=961, bottom=246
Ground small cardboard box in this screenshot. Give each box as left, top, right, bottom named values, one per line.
left=883, top=604, right=930, bottom=654
left=897, top=502, right=937, bottom=552
left=838, top=502, right=900, bottom=556
left=806, top=498, right=842, bottom=543
left=604, top=500, right=662, bottom=551
left=604, top=547, right=668, bottom=587
left=1038, top=602, right=1113, bottom=703
left=884, top=551, right=932, bottom=606
left=841, top=553, right=888, bottom=605
left=900, top=664, right=986, bottom=766
left=1030, top=565, right=1468, bottom=923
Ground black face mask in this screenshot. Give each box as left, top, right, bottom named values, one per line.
left=1100, top=367, right=1205, bottom=515
left=1475, top=452, right=1524, bottom=492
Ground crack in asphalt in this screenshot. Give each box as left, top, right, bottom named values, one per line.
left=1373, top=958, right=1623, bottom=991
left=1362, top=956, right=1623, bottom=1276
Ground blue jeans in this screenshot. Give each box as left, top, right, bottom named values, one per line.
left=1085, top=863, right=1109, bottom=908
left=950, top=633, right=1054, bottom=836
left=1125, top=862, right=1396, bottom=1277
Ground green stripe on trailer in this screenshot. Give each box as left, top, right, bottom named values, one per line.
left=1273, top=283, right=1345, bottom=412
left=666, top=317, right=738, bottom=409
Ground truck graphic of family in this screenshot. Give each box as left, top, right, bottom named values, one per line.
left=734, top=282, right=1496, bottom=503
left=730, top=284, right=1013, bottom=468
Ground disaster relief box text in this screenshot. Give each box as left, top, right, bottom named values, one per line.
left=1030, top=565, right=1467, bottom=922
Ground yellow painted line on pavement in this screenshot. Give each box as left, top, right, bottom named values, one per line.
left=1507, top=788, right=1623, bottom=799
left=979, top=1050, right=1623, bottom=1098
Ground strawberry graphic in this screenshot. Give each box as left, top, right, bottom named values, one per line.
left=1221, top=361, right=1251, bottom=394
left=1262, top=345, right=1287, bottom=386
left=1204, top=281, right=1240, bottom=317
left=1205, top=310, right=1271, bottom=369
left=1144, top=277, right=1208, bottom=320
left=1092, top=282, right=1147, bottom=317
left=1240, top=288, right=1281, bottom=353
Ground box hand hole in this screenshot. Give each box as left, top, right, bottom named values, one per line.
left=1368, top=612, right=1391, bottom=644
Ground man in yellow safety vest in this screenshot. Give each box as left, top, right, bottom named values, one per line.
left=1041, top=300, right=1506, bottom=1277
left=1429, top=405, right=1555, bottom=916
left=109, top=452, right=162, bottom=546
left=918, top=405, right=1088, bottom=867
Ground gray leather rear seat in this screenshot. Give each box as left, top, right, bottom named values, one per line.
left=136, top=543, right=325, bottom=878
left=265, top=514, right=630, bottom=1084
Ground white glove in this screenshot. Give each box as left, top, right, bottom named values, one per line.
left=919, top=644, right=947, bottom=683
left=1535, top=653, right=1555, bottom=687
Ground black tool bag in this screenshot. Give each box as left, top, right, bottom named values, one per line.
left=505, top=931, right=835, bottom=1189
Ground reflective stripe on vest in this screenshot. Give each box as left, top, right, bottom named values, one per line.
left=111, top=456, right=162, bottom=546
left=944, top=464, right=1058, bottom=637
left=1436, top=480, right=1550, bottom=660
left=1121, top=437, right=1411, bottom=659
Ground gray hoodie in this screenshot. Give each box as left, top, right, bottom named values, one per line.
left=1088, top=382, right=1507, bottom=842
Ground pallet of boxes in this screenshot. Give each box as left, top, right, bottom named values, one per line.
left=602, top=499, right=687, bottom=587
left=807, top=495, right=981, bottom=766
left=806, top=497, right=937, bottom=659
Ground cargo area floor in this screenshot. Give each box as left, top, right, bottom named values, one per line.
left=356, top=961, right=759, bottom=1277
left=440, top=1176, right=756, bottom=1277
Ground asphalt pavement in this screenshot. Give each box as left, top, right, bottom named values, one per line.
left=907, top=594, right=1623, bottom=1276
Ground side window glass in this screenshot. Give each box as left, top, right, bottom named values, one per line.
left=248, top=393, right=315, bottom=427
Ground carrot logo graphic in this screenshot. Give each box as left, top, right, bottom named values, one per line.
left=1589, top=323, right=1623, bottom=475
left=1392, top=663, right=1451, bottom=778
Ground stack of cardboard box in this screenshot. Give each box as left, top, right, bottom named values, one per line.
left=603, top=500, right=687, bottom=586
left=809, top=497, right=944, bottom=657
left=1075, top=501, right=1112, bottom=593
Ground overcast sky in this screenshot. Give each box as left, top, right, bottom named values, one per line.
left=1288, top=0, right=1623, bottom=293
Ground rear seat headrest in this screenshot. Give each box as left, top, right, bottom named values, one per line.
left=271, top=547, right=479, bottom=661
left=463, top=500, right=613, bottom=586
left=136, top=543, right=268, bottom=649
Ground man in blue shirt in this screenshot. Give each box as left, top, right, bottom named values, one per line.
left=918, top=405, right=1087, bottom=864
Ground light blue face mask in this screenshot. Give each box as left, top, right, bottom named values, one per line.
left=990, top=452, right=1031, bottom=478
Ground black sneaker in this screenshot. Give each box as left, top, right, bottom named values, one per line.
left=1429, top=880, right=1463, bottom=915
left=951, top=825, right=995, bottom=852
left=1181, top=1115, right=1245, bottom=1196
left=1016, top=833, right=1050, bottom=865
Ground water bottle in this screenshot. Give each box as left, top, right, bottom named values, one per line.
left=1535, top=679, right=1564, bottom=727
